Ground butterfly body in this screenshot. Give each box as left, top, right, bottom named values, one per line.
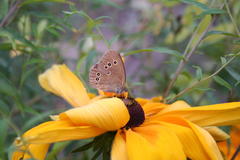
left=89, top=50, right=127, bottom=94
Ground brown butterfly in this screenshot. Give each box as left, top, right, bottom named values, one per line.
left=89, top=50, right=127, bottom=93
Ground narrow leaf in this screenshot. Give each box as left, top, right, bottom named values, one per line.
left=197, top=9, right=226, bottom=18
left=220, top=57, right=227, bottom=65
left=21, top=0, right=72, bottom=6
left=213, top=76, right=232, bottom=90
left=72, top=141, right=94, bottom=153
left=0, top=100, right=10, bottom=115
left=124, top=47, right=183, bottom=59
left=123, top=49, right=153, bottom=56
left=226, top=68, right=240, bottom=86
left=179, top=0, right=209, bottom=10
left=206, top=30, right=240, bottom=38
left=193, top=65, right=203, bottom=81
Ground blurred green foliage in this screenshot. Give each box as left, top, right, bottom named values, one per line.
left=0, top=0, right=240, bottom=159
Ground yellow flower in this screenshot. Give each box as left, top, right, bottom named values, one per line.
left=12, top=64, right=240, bottom=160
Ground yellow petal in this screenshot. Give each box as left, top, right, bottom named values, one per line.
left=150, top=96, right=163, bottom=102
left=49, top=115, right=60, bottom=121
left=88, top=93, right=96, bottom=99
left=142, top=102, right=166, bottom=116
left=159, top=121, right=210, bottom=159
left=135, top=98, right=151, bottom=106
left=159, top=100, right=191, bottom=114
left=126, top=124, right=185, bottom=160
left=135, top=98, right=166, bottom=117
left=12, top=144, right=50, bottom=160
left=22, top=120, right=105, bottom=143
left=187, top=121, right=223, bottom=160
left=39, top=64, right=90, bottom=107
left=204, top=126, right=230, bottom=141
left=161, top=102, right=240, bottom=127
left=111, top=130, right=128, bottom=160
left=158, top=116, right=223, bottom=160
left=60, top=98, right=130, bottom=131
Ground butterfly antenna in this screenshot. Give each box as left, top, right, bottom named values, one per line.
left=231, top=145, right=240, bottom=160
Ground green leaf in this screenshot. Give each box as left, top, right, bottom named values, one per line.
left=0, top=73, right=24, bottom=111
left=21, top=0, right=72, bottom=6
left=226, top=67, right=240, bottom=86
left=46, top=27, right=61, bottom=37
left=0, top=29, right=17, bottom=49
left=165, top=93, right=177, bottom=102
left=0, top=119, right=8, bottom=157
left=193, top=65, right=203, bottom=81
left=179, top=0, right=209, bottom=10
left=0, top=100, right=10, bottom=115
left=0, top=29, right=36, bottom=49
left=220, top=57, right=227, bottom=65
left=151, top=47, right=184, bottom=59
left=63, top=10, right=99, bottom=33
left=20, top=66, right=39, bottom=87
left=194, top=87, right=215, bottom=91
left=124, top=48, right=183, bottom=59
left=123, top=49, right=153, bottom=56
left=24, top=58, right=46, bottom=66
left=179, top=0, right=225, bottom=18
left=197, top=9, right=226, bottom=18
left=95, top=16, right=112, bottom=21
left=0, top=0, right=8, bottom=20
left=204, top=8, right=226, bottom=14
left=190, top=15, right=211, bottom=49
left=0, top=43, right=12, bottom=51
left=46, top=142, right=70, bottom=160
left=91, top=149, right=102, bottom=160
left=72, top=141, right=94, bottom=153
left=91, top=0, right=121, bottom=9
left=213, top=76, right=232, bottom=90
left=0, top=73, right=18, bottom=97
left=36, top=19, right=48, bottom=43
left=206, top=30, right=240, bottom=38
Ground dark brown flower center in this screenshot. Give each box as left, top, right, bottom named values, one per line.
left=121, top=97, right=145, bottom=129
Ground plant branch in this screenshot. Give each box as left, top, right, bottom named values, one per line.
left=168, top=51, right=240, bottom=103
left=163, top=4, right=224, bottom=99
left=163, top=18, right=213, bottom=99
left=0, top=0, right=22, bottom=28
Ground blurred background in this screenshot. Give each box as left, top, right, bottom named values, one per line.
left=0, top=0, right=240, bottom=159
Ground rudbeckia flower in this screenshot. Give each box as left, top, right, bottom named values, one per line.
left=12, top=64, right=240, bottom=160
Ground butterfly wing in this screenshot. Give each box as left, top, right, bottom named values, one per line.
left=89, top=50, right=126, bottom=93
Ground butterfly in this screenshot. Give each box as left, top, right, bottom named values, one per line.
left=89, top=50, right=127, bottom=94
